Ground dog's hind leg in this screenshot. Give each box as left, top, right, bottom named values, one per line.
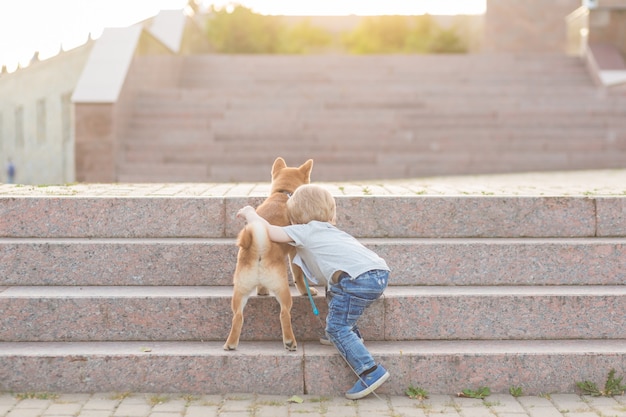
left=224, top=287, right=250, bottom=351
left=274, top=283, right=297, bottom=351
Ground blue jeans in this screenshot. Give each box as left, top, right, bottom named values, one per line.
left=325, top=269, right=389, bottom=376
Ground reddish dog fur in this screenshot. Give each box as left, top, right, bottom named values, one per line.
left=224, top=157, right=316, bottom=351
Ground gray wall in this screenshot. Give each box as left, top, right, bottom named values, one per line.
left=0, top=43, right=92, bottom=184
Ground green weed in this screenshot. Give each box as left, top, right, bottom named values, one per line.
left=405, top=385, right=429, bottom=400
left=509, top=386, right=523, bottom=397
left=576, top=369, right=626, bottom=397
left=458, top=386, right=491, bottom=399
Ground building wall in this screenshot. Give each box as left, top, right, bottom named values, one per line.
left=589, top=8, right=626, bottom=55
left=0, top=44, right=92, bottom=184
left=484, top=0, right=581, bottom=52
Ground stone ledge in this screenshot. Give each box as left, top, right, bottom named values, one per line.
left=2, top=194, right=623, bottom=238
left=1, top=169, right=626, bottom=197
left=0, top=340, right=624, bottom=395
left=2, top=285, right=624, bottom=342
left=1, top=237, right=625, bottom=286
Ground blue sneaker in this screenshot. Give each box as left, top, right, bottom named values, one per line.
left=320, top=328, right=363, bottom=346
left=345, top=364, right=390, bottom=400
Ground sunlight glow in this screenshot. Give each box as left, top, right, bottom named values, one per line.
left=0, top=0, right=486, bottom=71
left=221, top=0, right=486, bottom=16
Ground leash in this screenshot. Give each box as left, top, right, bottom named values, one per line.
left=303, top=274, right=319, bottom=316
left=303, top=275, right=384, bottom=402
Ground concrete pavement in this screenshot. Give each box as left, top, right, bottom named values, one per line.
left=2, top=391, right=626, bottom=417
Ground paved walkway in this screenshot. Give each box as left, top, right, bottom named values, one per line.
left=2, top=392, right=626, bottom=417
left=1, top=169, right=626, bottom=197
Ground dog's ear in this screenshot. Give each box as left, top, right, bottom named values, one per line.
left=299, top=159, right=314, bottom=182
left=271, top=157, right=287, bottom=178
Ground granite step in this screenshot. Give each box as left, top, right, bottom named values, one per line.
left=118, top=53, right=626, bottom=182
left=1, top=181, right=625, bottom=395
left=134, top=87, right=610, bottom=105
left=0, top=340, right=624, bottom=395
left=1, top=285, right=625, bottom=342
left=2, top=194, right=624, bottom=238
left=201, top=134, right=625, bottom=154
left=1, top=237, right=625, bottom=287
left=179, top=54, right=588, bottom=76
left=117, top=153, right=626, bottom=183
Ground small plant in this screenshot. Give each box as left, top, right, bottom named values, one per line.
left=308, top=396, right=329, bottom=403
left=576, top=369, right=626, bottom=397
left=181, top=394, right=198, bottom=405
left=457, top=386, right=491, bottom=399
left=15, top=392, right=59, bottom=400
left=509, top=386, right=523, bottom=397
left=405, top=385, right=429, bottom=400
left=109, top=392, right=131, bottom=401
left=149, top=395, right=169, bottom=406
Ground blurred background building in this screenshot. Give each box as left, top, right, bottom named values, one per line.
left=0, top=0, right=625, bottom=184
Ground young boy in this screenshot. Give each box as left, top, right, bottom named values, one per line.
left=237, top=184, right=390, bottom=400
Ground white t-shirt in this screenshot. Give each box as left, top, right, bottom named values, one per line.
left=283, top=221, right=390, bottom=286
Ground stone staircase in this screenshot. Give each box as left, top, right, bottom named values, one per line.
left=117, top=54, right=626, bottom=182
left=1, top=180, right=625, bottom=395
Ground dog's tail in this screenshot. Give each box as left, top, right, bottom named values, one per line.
left=237, top=220, right=271, bottom=255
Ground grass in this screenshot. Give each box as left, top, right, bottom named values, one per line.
left=14, top=392, right=59, bottom=400
left=406, top=385, right=429, bottom=400
left=149, top=395, right=169, bottom=406
left=109, top=392, right=131, bottom=401
left=577, top=369, right=626, bottom=397
left=457, top=386, right=491, bottom=399
left=509, top=386, right=523, bottom=397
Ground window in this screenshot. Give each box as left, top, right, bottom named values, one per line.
left=61, top=93, right=71, bottom=144
left=15, top=106, right=24, bottom=148
left=37, top=98, right=46, bottom=143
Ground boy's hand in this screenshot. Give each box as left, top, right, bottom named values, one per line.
left=237, top=206, right=256, bottom=221
left=237, top=205, right=293, bottom=244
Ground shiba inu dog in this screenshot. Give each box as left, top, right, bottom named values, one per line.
left=224, top=157, right=315, bottom=351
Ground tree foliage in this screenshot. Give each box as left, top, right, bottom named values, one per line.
left=204, top=6, right=467, bottom=54
left=342, top=15, right=410, bottom=54
left=206, top=4, right=283, bottom=53
left=343, top=15, right=468, bottom=54
left=279, top=19, right=333, bottom=54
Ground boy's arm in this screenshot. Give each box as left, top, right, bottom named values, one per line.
left=237, top=206, right=293, bottom=243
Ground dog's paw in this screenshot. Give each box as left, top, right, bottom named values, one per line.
left=284, top=341, right=297, bottom=351
left=299, top=287, right=318, bottom=296
left=223, top=343, right=238, bottom=351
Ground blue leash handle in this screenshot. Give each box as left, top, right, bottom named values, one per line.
left=303, top=275, right=319, bottom=316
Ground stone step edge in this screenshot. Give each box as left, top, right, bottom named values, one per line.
left=0, top=238, right=626, bottom=286
left=3, top=284, right=626, bottom=297
left=3, top=194, right=625, bottom=239
left=3, top=285, right=624, bottom=342
left=3, top=236, right=625, bottom=243
left=2, top=237, right=625, bottom=287
left=1, top=340, right=625, bottom=396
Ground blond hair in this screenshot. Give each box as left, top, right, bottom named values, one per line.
left=287, top=184, right=336, bottom=225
